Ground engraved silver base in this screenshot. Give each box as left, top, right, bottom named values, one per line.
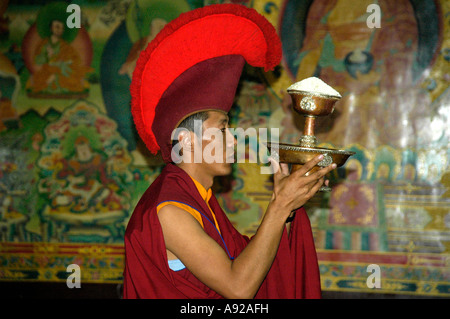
left=319, top=185, right=332, bottom=192
left=317, top=153, right=333, bottom=167
left=299, top=135, right=318, bottom=148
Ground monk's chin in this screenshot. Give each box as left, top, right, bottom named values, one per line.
left=215, top=162, right=233, bottom=176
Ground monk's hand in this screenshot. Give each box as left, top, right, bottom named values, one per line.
left=270, top=155, right=337, bottom=213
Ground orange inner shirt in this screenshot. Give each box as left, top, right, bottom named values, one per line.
left=156, top=175, right=221, bottom=234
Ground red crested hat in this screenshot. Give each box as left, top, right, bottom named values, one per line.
left=130, top=4, right=282, bottom=162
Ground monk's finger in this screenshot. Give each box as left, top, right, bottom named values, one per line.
left=307, top=176, right=325, bottom=197
left=279, top=163, right=290, bottom=176
left=269, top=157, right=283, bottom=185
left=291, top=155, right=324, bottom=177
left=304, top=163, right=337, bottom=183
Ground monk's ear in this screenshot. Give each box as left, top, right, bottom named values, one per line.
left=178, top=130, right=196, bottom=154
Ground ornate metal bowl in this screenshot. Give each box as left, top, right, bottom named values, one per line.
left=287, top=90, right=341, bottom=117
left=266, top=142, right=355, bottom=191
left=267, top=142, right=355, bottom=168
left=271, top=81, right=354, bottom=191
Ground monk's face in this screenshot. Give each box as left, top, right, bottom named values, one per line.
left=199, top=111, right=236, bottom=176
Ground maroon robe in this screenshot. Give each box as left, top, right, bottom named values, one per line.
left=123, top=163, right=321, bottom=298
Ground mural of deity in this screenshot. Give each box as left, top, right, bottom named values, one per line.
left=22, top=2, right=94, bottom=98
left=37, top=102, right=133, bottom=242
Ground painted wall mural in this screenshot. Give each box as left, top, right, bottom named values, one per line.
left=0, top=0, right=449, bottom=297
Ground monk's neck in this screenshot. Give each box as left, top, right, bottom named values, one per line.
left=176, top=163, right=213, bottom=190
